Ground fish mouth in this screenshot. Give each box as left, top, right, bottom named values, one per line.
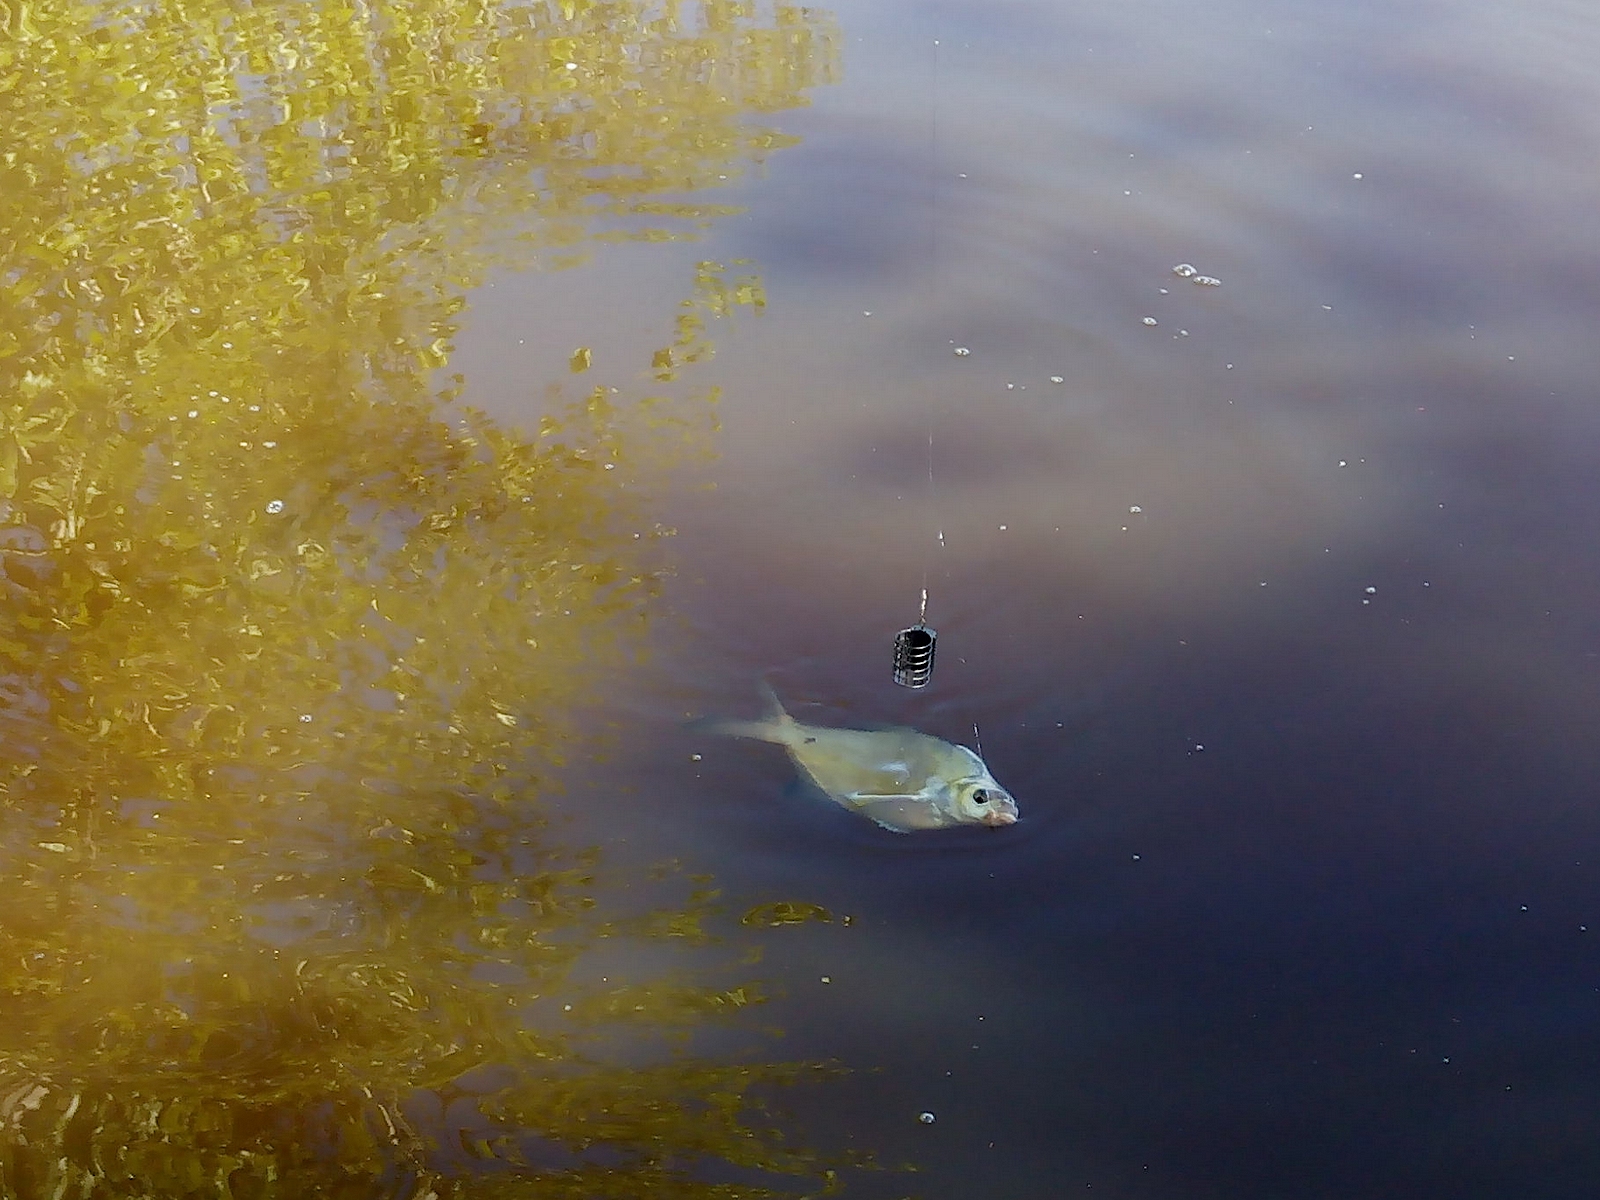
left=981, top=810, right=1019, bottom=828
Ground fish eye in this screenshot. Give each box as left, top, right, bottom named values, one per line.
left=972, top=789, right=989, bottom=805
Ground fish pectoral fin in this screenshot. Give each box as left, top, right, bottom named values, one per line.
left=848, top=795, right=952, bottom=833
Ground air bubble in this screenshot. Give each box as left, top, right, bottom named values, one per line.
left=1172, top=263, right=1197, bottom=278
left=1142, top=317, right=1158, bottom=326
left=953, top=347, right=971, bottom=356
left=265, top=499, right=285, bottom=514
left=1192, top=275, right=1221, bottom=287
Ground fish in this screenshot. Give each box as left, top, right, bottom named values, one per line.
left=699, top=684, right=1019, bottom=833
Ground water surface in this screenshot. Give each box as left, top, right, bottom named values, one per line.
left=460, top=1, right=1600, bottom=1196
left=5, top=0, right=1600, bottom=1196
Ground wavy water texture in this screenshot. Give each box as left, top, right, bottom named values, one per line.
left=0, top=1, right=853, bottom=1196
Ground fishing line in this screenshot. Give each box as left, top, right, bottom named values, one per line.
left=894, top=429, right=940, bottom=688
left=892, top=33, right=945, bottom=690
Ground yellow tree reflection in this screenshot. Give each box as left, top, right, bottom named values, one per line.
left=0, top=0, right=845, bottom=1195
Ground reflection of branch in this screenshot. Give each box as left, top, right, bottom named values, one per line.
left=0, top=1, right=848, bottom=1195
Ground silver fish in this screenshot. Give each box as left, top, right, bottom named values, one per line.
left=702, top=685, right=1019, bottom=833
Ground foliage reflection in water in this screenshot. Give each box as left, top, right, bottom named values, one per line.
left=0, top=0, right=848, bottom=1195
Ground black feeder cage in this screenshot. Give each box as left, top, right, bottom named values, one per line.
left=892, top=624, right=937, bottom=689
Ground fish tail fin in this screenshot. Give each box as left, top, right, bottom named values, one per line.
left=686, top=680, right=795, bottom=744
left=757, top=679, right=793, bottom=726
left=688, top=684, right=793, bottom=742
left=687, top=716, right=787, bottom=743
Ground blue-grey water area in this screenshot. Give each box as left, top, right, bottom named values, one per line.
left=451, top=1, right=1600, bottom=1195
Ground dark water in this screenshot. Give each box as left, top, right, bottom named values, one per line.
left=456, top=0, right=1600, bottom=1195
